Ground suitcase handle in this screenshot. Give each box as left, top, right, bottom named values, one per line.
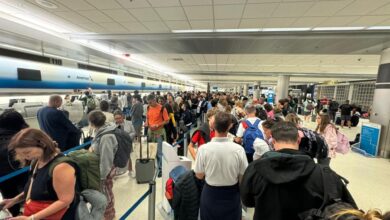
left=139, top=135, right=150, bottom=159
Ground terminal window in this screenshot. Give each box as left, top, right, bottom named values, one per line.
left=17, top=68, right=42, bottom=81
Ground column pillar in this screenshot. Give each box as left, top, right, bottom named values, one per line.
left=253, top=81, right=261, bottom=99
left=243, top=84, right=248, bottom=96
left=276, top=75, right=290, bottom=101
left=371, top=48, right=390, bottom=158
left=237, top=85, right=242, bottom=96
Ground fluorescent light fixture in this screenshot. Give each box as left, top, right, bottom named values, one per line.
left=215, top=28, right=260, bottom=32
left=312, top=27, right=365, bottom=31
left=172, top=29, right=213, bottom=33
left=366, top=26, right=390, bottom=30
left=258, top=64, right=275, bottom=67
left=262, top=27, right=311, bottom=32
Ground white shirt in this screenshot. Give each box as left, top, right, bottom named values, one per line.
left=194, top=137, right=248, bottom=186
left=236, top=117, right=264, bottom=138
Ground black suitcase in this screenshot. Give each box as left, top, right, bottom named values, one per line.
left=135, top=136, right=155, bottom=184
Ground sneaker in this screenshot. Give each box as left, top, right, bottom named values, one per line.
left=129, top=171, right=136, bottom=178
left=115, top=170, right=129, bottom=179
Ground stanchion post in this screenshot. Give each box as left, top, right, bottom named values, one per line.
left=184, top=132, right=188, bottom=157
left=148, top=181, right=156, bottom=220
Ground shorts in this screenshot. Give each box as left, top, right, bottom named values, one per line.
left=340, top=115, right=351, bottom=121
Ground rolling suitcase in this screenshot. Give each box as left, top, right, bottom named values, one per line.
left=135, top=136, right=155, bottom=184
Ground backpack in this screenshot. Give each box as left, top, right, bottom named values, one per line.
left=110, top=128, right=133, bottom=168
left=86, top=97, right=96, bottom=110
left=299, top=128, right=328, bottom=160
left=242, top=119, right=264, bottom=154
left=330, top=101, right=339, bottom=112
left=336, top=131, right=350, bottom=154
left=299, top=166, right=357, bottom=220
left=307, top=103, right=314, bottom=111
left=165, top=166, right=188, bottom=206
left=49, top=150, right=101, bottom=191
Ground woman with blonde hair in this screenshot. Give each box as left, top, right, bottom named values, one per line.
left=331, top=208, right=390, bottom=220
left=1, top=128, right=77, bottom=220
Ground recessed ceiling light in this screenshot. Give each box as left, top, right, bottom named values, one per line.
left=172, top=29, right=213, bottom=33
left=215, top=28, right=261, bottom=32
left=35, top=0, right=58, bottom=9
left=366, top=26, right=390, bottom=30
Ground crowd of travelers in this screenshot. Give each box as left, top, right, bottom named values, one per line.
left=0, top=88, right=388, bottom=220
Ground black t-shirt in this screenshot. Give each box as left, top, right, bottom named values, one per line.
left=340, top=104, right=352, bottom=116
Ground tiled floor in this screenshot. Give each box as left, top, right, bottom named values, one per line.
left=113, top=118, right=390, bottom=219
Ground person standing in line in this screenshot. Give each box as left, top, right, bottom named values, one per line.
left=130, top=96, right=144, bottom=141
left=37, top=95, right=80, bottom=152
left=145, top=94, right=169, bottom=177
left=195, top=111, right=248, bottom=220
left=240, top=122, right=356, bottom=220
left=113, top=110, right=136, bottom=178
left=88, top=111, right=118, bottom=220
left=0, top=110, right=29, bottom=217
left=339, top=100, right=353, bottom=128
left=315, top=111, right=337, bottom=165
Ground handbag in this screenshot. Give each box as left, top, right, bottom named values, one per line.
left=23, top=162, right=68, bottom=219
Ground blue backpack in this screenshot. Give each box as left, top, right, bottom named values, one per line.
left=242, top=119, right=264, bottom=154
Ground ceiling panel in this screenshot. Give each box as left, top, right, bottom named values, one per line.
left=248, top=0, right=282, bottom=3
left=99, top=22, right=127, bottom=32
left=179, top=0, right=212, bottom=6
left=213, top=0, right=246, bottom=4
left=370, top=3, right=390, bottom=15
left=336, top=0, right=388, bottom=16
left=142, top=21, right=170, bottom=32
left=215, top=19, right=240, bottom=29
left=318, top=16, right=360, bottom=27
left=272, top=2, right=315, bottom=18
left=239, top=18, right=267, bottom=28
left=165, top=20, right=191, bottom=30
left=347, top=16, right=389, bottom=26
left=102, top=9, right=137, bottom=22
left=84, top=0, right=122, bottom=9
left=120, top=22, right=149, bottom=32
left=242, top=3, right=279, bottom=18
left=55, top=0, right=94, bottom=11
left=54, top=11, right=92, bottom=23
left=147, top=0, right=181, bottom=7
left=116, top=0, right=151, bottom=8
left=184, top=6, right=213, bottom=20
left=189, top=20, right=214, bottom=29
left=291, top=17, right=327, bottom=28
left=264, top=18, right=296, bottom=27
left=304, top=0, right=353, bottom=17
left=155, top=7, right=187, bottom=21
left=78, top=10, right=113, bottom=22
left=214, top=4, right=245, bottom=19
left=129, top=8, right=161, bottom=21
left=76, top=22, right=105, bottom=32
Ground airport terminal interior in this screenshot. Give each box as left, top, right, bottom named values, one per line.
left=0, top=0, right=390, bottom=219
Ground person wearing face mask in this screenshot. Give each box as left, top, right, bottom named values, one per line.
left=1, top=128, right=77, bottom=220
left=188, top=109, right=217, bottom=160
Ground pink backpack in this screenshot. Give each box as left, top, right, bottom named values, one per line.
left=336, top=131, right=350, bottom=154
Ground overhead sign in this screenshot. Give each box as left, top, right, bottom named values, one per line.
left=359, top=122, right=381, bottom=157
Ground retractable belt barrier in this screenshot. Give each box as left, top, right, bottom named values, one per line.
left=119, top=123, right=199, bottom=219
left=0, top=140, right=92, bottom=184
left=0, top=119, right=202, bottom=220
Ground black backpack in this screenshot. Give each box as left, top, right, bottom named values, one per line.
left=105, top=128, right=133, bottom=168
left=299, top=166, right=357, bottom=220
left=299, top=128, right=328, bottom=160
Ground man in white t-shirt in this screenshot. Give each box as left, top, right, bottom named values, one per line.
left=235, top=104, right=268, bottom=163
left=195, top=111, right=248, bottom=220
